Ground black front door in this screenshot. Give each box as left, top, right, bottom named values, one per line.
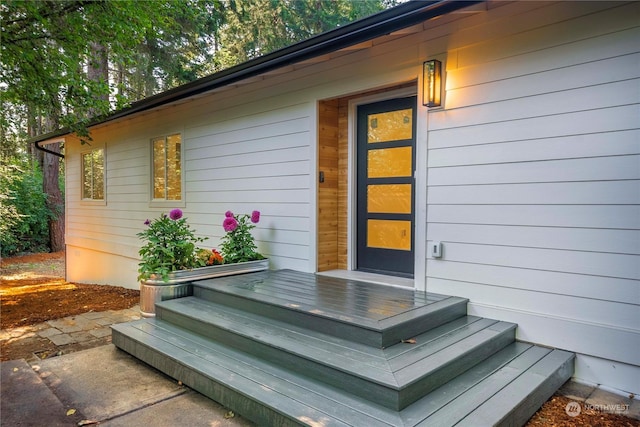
left=356, top=96, right=416, bottom=278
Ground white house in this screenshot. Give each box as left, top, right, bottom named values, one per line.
left=34, top=1, right=640, bottom=397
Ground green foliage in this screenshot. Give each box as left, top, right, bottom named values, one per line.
left=219, top=210, right=264, bottom=264
left=2, top=0, right=393, bottom=143
left=0, top=159, right=51, bottom=257
left=137, top=209, right=208, bottom=282
left=215, top=0, right=390, bottom=69
left=1, top=0, right=229, bottom=140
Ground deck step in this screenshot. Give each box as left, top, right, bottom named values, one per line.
left=193, top=269, right=469, bottom=347
left=111, top=320, right=574, bottom=427
left=155, top=296, right=516, bottom=410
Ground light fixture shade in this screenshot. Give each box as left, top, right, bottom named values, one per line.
left=423, top=59, right=442, bottom=107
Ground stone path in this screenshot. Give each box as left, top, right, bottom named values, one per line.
left=0, top=306, right=141, bottom=362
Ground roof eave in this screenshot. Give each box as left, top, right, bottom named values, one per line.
left=29, top=0, right=483, bottom=144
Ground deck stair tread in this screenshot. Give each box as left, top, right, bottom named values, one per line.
left=196, top=269, right=450, bottom=325
left=155, top=296, right=517, bottom=409
left=112, top=319, right=574, bottom=427
left=194, top=270, right=468, bottom=347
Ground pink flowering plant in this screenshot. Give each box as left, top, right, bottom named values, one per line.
left=219, top=210, right=265, bottom=264
left=137, top=209, right=208, bottom=282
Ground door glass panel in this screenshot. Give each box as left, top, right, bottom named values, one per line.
left=368, top=147, right=412, bottom=178
left=368, top=184, right=411, bottom=214
left=367, top=108, right=413, bottom=143
left=367, top=219, right=411, bottom=251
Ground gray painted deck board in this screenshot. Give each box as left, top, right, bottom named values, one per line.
left=196, top=270, right=451, bottom=324
left=417, top=346, right=552, bottom=426
left=399, top=342, right=534, bottom=425
left=113, top=270, right=574, bottom=426
left=194, top=269, right=468, bottom=347
left=112, top=320, right=402, bottom=426
left=156, top=296, right=515, bottom=410
left=456, top=349, right=575, bottom=427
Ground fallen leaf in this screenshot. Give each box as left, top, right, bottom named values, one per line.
left=224, top=411, right=235, bottom=419
left=401, top=338, right=417, bottom=344
left=13, top=367, right=19, bottom=372
left=66, top=409, right=76, bottom=416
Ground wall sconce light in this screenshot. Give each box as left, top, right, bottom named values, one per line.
left=423, top=59, right=442, bottom=107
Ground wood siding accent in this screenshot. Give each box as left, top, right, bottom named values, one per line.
left=317, top=100, right=339, bottom=271
left=337, top=99, right=349, bottom=269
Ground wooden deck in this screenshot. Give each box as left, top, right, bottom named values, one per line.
left=112, top=269, right=574, bottom=426
left=193, top=269, right=468, bottom=347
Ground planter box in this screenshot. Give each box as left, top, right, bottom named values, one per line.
left=140, top=259, right=268, bottom=317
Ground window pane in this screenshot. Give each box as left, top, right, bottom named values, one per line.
left=82, top=153, right=92, bottom=199
left=82, top=149, right=104, bottom=200
left=367, top=219, right=411, bottom=251
left=166, top=134, right=181, bottom=201
left=152, top=138, right=166, bottom=199
left=93, top=149, right=104, bottom=200
left=367, top=184, right=411, bottom=214
left=367, top=108, right=413, bottom=143
left=368, top=147, right=412, bottom=178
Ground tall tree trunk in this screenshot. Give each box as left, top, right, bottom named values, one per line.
left=28, top=105, right=65, bottom=253
left=43, top=142, right=65, bottom=252
left=88, top=42, right=109, bottom=114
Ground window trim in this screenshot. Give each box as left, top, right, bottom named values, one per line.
left=149, top=133, right=185, bottom=208
left=80, top=146, right=106, bottom=205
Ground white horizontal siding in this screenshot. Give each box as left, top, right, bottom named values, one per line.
left=427, top=260, right=638, bottom=305
left=433, top=79, right=639, bottom=132
left=429, top=205, right=640, bottom=229
left=429, top=277, right=637, bottom=336
left=429, top=155, right=640, bottom=186
left=428, top=223, right=640, bottom=255
left=429, top=130, right=640, bottom=167
left=446, top=52, right=640, bottom=110
left=428, top=181, right=640, bottom=205
left=425, top=0, right=640, bottom=394
left=429, top=242, right=637, bottom=280
left=429, top=105, right=639, bottom=148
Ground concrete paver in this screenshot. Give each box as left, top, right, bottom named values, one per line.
left=1, top=359, right=77, bottom=426
left=35, top=346, right=187, bottom=421
left=3, top=344, right=254, bottom=426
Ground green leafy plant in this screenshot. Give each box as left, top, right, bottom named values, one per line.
left=0, top=161, right=51, bottom=257
left=219, top=210, right=265, bottom=264
left=137, top=209, right=208, bottom=282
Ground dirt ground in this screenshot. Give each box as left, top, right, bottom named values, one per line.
left=0, top=252, right=139, bottom=330
left=0, top=252, right=637, bottom=426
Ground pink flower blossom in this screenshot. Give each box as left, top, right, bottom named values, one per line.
left=225, top=210, right=234, bottom=218
left=169, top=209, right=183, bottom=220
left=144, top=219, right=151, bottom=226
left=251, top=210, right=260, bottom=223
left=223, top=217, right=238, bottom=232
